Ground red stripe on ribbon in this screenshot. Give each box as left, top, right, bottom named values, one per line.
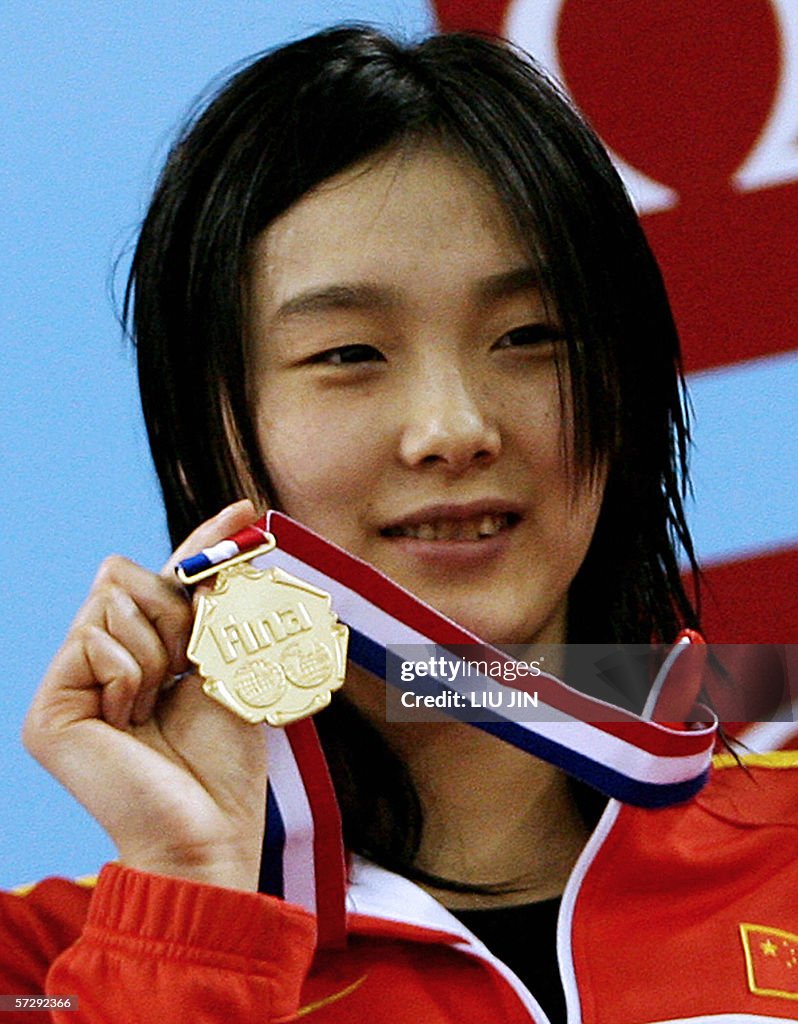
left=229, top=523, right=270, bottom=551
left=264, top=512, right=712, bottom=758
left=285, top=718, right=347, bottom=950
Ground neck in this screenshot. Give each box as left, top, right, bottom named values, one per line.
left=397, top=723, right=590, bottom=909
left=346, top=665, right=591, bottom=910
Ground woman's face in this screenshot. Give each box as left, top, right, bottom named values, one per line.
left=247, top=145, right=604, bottom=646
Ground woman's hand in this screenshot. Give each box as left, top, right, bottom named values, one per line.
left=23, top=500, right=268, bottom=891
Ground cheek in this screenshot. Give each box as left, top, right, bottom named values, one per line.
left=255, top=404, right=375, bottom=525
left=511, top=389, right=604, bottom=545
left=508, top=388, right=566, bottom=479
left=554, top=471, right=607, bottom=579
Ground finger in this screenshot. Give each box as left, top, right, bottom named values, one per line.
left=130, top=674, right=169, bottom=726
left=84, top=583, right=175, bottom=726
left=100, top=584, right=171, bottom=695
left=24, top=636, right=103, bottom=752
left=28, top=625, right=143, bottom=739
left=161, top=499, right=260, bottom=579
left=83, top=627, right=145, bottom=730
left=78, top=556, right=193, bottom=676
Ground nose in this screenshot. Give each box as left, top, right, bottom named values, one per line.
left=398, top=365, right=501, bottom=473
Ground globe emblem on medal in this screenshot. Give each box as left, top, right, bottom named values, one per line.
left=281, top=641, right=335, bottom=689
left=233, top=658, right=287, bottom=708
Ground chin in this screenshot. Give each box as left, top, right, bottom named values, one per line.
left=441, top=601, right=566, bottom=648
left=444, top=611, right=535, bottom=647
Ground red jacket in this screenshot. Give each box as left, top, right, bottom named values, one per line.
left=3, top=753, right=798, bottom=1023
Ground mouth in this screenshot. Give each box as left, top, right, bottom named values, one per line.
left=380, top=510, right=521, bottom=542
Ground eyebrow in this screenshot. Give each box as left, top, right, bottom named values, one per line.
left=476, top=265, right=540, bottom=302
left=272, top=283, right=399, bottom=322
left=270, top=265, right=541, bottom=323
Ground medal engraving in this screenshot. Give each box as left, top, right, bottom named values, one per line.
left=186, top=561, right=348, bottom=725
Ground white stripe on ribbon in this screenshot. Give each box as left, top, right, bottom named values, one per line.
left=201, top=538, right=240, bottom=564
left=263, top=726, right=317, bottom=915
left=252, top=543, right=713, bottom=791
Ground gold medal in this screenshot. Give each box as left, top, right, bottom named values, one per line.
left=181, top=544, right=348, bottom=726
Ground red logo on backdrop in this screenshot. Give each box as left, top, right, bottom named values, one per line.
left=432, top=0, right=509, bottom=33
left=432, top=0, right=798, bottom=371
left=431, top=0, right=798, bottom=649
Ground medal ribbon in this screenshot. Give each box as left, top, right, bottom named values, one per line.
left=178, top=511, right=717, bottom=946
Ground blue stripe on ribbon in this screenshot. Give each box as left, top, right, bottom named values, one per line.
left=177, top=552, right=213, bottom=578
left=474, top=719, right=708, bottom=808
left=346, top=628, right=704, bottom=809
left=349, top=629, right=387, bottom=678
left=260, top=782, right=286, bottom=898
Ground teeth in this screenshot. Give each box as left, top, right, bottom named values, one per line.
left=386, top=513, right=511, bottom=541
left=477, top=514, right=501, bottom=538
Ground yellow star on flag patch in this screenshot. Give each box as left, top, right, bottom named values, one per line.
left=740, top=923, right=798, bottom=1000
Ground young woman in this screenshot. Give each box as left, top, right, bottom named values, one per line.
left=5, top=26, right=798, bottom=1024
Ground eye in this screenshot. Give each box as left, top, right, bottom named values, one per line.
left=309, top=344, right=386, bottom=365
left=493, top=324, right=563, bottom=349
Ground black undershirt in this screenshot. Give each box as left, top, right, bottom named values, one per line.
left=450, top=898, right=565, bottom=1024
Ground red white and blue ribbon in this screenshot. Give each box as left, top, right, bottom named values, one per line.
left=258, top=718, right=346, bottom=949
left=177, top=510, right=717, bottom=946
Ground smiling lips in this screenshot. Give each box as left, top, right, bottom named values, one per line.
left=381, top=511, right=519, bottom=542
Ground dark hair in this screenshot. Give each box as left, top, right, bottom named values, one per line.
left=126, top=25, right=699, bottom=875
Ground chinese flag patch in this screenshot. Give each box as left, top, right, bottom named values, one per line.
left=740, top=924, right=798, bottom=1001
